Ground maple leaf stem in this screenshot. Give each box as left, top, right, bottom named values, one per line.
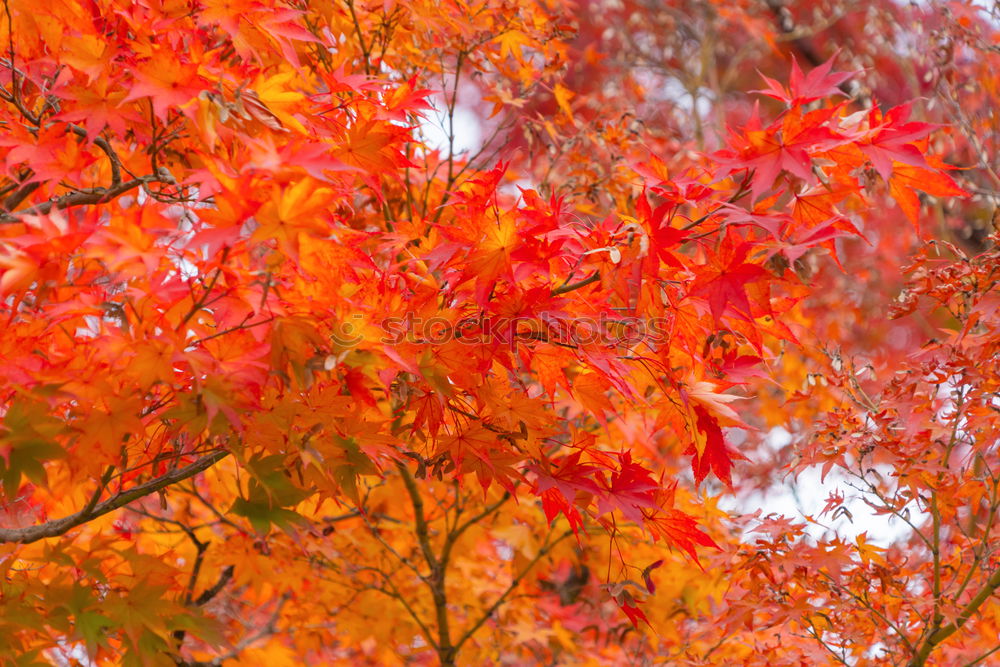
left=0, top=449, right=229, bottom=544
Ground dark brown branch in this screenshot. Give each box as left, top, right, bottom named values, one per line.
left=0, top=175, right=157, bottom=223
left=2, top=180, right=39, bottom=211
left=550, top=270, right=600, bottom=296
left=0, top=450, right=229, bottom=544
left=765, top=0, right=825, bottom=68
left=63, top=123, right=122, bottom=185
left=195, top=565, right=235, bottom=606
left=204, top=592, right=290, bottom=666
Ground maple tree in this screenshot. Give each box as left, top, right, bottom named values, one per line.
left=0, top=0, right=995, bottom=664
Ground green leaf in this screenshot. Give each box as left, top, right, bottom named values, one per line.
left=230, top=495, right=305, bottom=533
left=0, top=398, right=68, bottom=494
left=230, top=454, right=311, bottom=532
left=331, top=435, right=377, bottom=504
left=76, top=610, right=114, bottom=655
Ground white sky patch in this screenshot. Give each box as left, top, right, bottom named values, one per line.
left=654, top=75, right=714, bottom=119
left=418, top=95, right=483, bottom=157
left=721, top=427, right=924, bottom=547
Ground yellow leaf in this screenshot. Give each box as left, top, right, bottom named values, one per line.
left=553, top=83, right=574, bottom=123
left=494, top=30, right=528, bottom=61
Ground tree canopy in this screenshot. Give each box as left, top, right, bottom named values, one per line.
left=0, top=0, right=997, bottom=665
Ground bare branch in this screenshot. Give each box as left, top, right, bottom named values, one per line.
left=452, top=528, right=573, bottom=654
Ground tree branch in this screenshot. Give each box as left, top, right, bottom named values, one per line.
left=0, top=175, right=157, bottom=223
left=0, top=450, right=229, bottom=544
left=61, top=123, right=122, bottom=185
left=550, top=270, right=600, bottom=296
left=396, top=462, right=454, bottom=663
left=207, top=592, right=289, bottom=666
left=910, top=564, right=1000, bottom=666
left=452, top=528, right=572, bottom=655
left=195, top=565, right=235, bottom=606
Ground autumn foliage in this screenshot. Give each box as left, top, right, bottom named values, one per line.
left=0, top=0, right=997, bottom=664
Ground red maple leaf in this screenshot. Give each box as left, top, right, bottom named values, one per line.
left=620, top=600, right=650, bottom=629
left=754, top=54, right=855, bottom=106
left=684, top=406, right=748, bottom=488
left=718, top=105, right=843, bottom=200
left=645, top=505, right=720, bottom=561
left=858, top=103, right=936, bottom=182
left=596, top=452, right=659, bottom=523
left=636, top=190, right=687, bottom=270
left=889, top=159, right=968, bottom=231
left=531, top=451, right=603, bottom=500
left=690, top=237, right=769, bottom=324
